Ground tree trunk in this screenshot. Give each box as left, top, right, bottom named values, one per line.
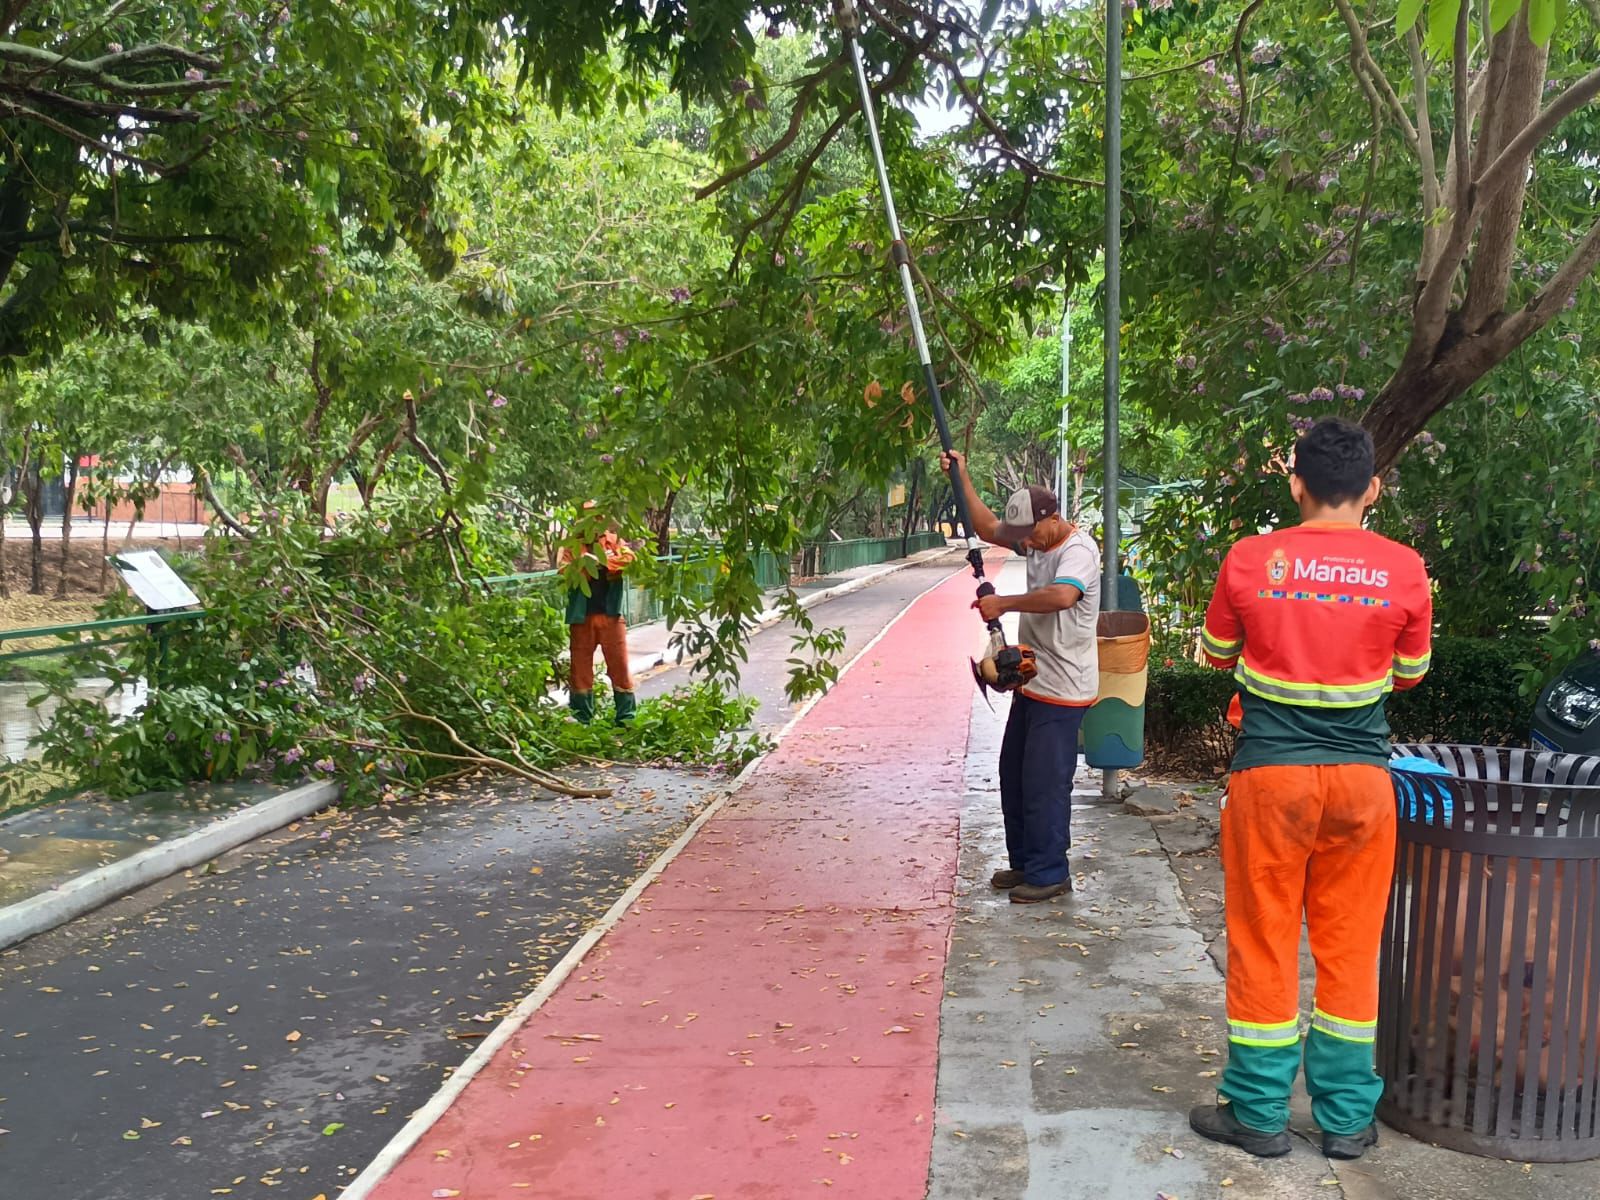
left=55, top=457, right=79, bottom=599
left=901, top=458, right=923, bottom=557
left=23, top=460, right=44, bottom=596
left=646, top=488, right=678, bottom=557
left=99, top=494, right=112, bottom=593
left=1461, top=15, right=1548, bottom=333
left=1362, top=362, right=1476, bottom=474
left=0, top=493, right=9, bottom=602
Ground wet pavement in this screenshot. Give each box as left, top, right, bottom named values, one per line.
left=0, top=782, right=276, bottom=908
left=0, top=557, right=960, bottom=1200
left=0, top=678, right=144, bottom=763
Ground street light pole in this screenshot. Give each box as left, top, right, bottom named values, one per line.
left=1101, top=0, right=1123, bottom=802
left=1058, top=292, right=1071, bottom=508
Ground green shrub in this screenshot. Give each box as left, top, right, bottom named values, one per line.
left=1145, top=657, right=1238, bottom=774
left=1387, top=634, right=1544, bottom=747
left=1144, top=635, right=1544, bottom=775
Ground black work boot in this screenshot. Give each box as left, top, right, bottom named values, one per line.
left=990, top=868, right=1024, bottom=890
left=1323, top=1124, right=1379, bottom=1160
left=1189, top=1103, right=1293, bottom=1158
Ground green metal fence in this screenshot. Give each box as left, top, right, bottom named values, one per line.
left=0, top=610, right=204, bottom=664
left=0, top=533, right=952, bottom=667
left=794, top=532, right=945, bottom=579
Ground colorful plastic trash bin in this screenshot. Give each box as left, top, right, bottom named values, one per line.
left=1082, top=610, right=1151, bottom=769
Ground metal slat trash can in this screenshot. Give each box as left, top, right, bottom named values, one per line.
left=1081, top=611, right=1150, bottom=769
left=1382, top=743, right=1600, bottom=1161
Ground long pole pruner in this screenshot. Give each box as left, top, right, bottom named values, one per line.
left=832, top=0, right=1002, bottom=642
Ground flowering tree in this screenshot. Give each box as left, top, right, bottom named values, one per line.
left=1335, top=0, right=1600, bottom=469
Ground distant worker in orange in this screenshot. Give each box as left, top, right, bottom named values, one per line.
left=1190, top=417, right=1432, bottom=1162
left=558, top=503, right=638, bottom=726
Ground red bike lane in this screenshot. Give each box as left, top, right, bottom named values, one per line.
left=362, top=556, right=999, bottom=1200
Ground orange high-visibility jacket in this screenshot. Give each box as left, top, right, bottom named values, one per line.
left=1203, top=522, right=1433, bottom=706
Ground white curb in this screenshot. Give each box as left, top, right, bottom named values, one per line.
left=336, top=558, right=963, bottom=1200
left=0, top=779, right=341, bottom=952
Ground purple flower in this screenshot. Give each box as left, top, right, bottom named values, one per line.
left=214, top=730, right=232, bottom=744
left=1336, top=383, right=1366, bottom=402
left=1318, top=130, right=1334, bottom=143
left=487, top=389, right=508, bottom=409
left=108, top=42, right=123, bottom=53
left=669, top=287, right=691, bottom=304
left=1290, top=415, right=1314, bottom=434
left=314, top=758, right=336, bottom=774
left=1309, top=386, right=1335, bottom=403
left=284, top=747, right=303, bottom=765
left=1288, top=392, right=1310, bottom=406
left=612, top=330, right=629, bottom=351
left=1517, top=560, right=1534, bottom=574
left=185, top=67, right=205, bottom=82
left=311, top=244, right=330, bottom=257
left=1175, top=354, right=1197, bottom=370
left=599, top=453, right=614, bottom=465
left=165, top=731, right=177, bottom=743
left=1263, top=317, right=1287, bottom=344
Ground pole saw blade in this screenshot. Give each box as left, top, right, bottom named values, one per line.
left=970, top=658, right=995, bottom=710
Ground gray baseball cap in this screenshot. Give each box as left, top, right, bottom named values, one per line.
left=996, top=485, right=1060, bottom=541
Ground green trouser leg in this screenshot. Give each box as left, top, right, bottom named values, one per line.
left=613, top=690, right=637, bottom=726
left=569, top=691, right=595, bottom=724
left=1220, top=1038, right=1302, bottom=1134
left=1304, top=1025, right=1383, bottom=1136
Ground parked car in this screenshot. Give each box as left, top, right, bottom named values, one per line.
left=1531, top=650, right=1600, bottom=756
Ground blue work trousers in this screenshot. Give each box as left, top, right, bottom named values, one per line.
left=998, top=693, right=1087, bottom=887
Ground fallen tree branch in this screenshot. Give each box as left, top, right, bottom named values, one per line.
left=194, top=465, right=251, bottom=538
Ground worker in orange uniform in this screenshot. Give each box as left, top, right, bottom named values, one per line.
left=558, top=504, right=638, bottom=726
left=1190, top=417, right=1432, bottom=1162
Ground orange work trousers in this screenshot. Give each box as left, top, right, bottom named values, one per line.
left=1220, top=763, right=1396, bottom=1134
left=569, top=613, right=634, bottom=694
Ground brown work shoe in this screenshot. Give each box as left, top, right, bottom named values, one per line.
left=990, top=868, right=1024, bottom=890
left=1009, top=880, right=1071, bottom=904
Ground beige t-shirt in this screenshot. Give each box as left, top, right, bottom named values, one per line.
left=1016, top=528, right=1101, bottom=705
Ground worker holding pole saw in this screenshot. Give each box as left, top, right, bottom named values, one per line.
left=835, top=0, right=1101, bottom=903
